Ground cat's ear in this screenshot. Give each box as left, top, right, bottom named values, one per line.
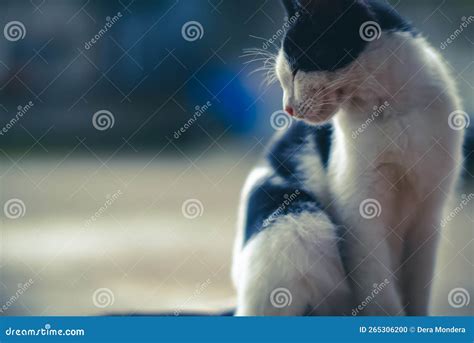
left=281, top=0, right=298, bottom=17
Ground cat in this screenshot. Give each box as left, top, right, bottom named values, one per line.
left=232, top=0, right=465, bottom=316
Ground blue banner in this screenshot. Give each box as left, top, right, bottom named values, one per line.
left=0, top=316, right=473, bottom=342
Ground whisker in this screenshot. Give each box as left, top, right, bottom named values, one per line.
left=248, top=35, right=281, bottom=51
left=241, top=45, right=279, bottom=88
left=242, top=57, right=272, bottom=65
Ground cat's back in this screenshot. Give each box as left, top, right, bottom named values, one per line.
left=236, top=121, right=333, bottom=244
left=266, top=120, right=333, bottom=182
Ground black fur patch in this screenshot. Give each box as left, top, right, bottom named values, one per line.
left=281, top=0, right=415, bottom=73
left=314, top=123, right=333, bottom=169
left=368, top=0, right=415, bottom=34
left=267, top=121, right=312, bottom=180
left=243, top=176, right=322, bottom=243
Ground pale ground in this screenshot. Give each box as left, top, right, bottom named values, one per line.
left=1, top=153, right=473, bottom=316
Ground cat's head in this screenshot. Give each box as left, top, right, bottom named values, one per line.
left=276, top=0, right=412, bottom=124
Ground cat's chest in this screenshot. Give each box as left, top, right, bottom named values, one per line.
left=328, top=112, right=435, bottom=223
left=342, top=110, right=434, bottom=173
left=364, top=113, right=449, bottom=193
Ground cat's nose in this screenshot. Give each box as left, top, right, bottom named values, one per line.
left=285, top=106, right=294, bottom=116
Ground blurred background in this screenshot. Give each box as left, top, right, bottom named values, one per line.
left=0, top=0, right=472, bottom=316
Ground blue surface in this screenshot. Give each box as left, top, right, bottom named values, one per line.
left=0, top=316, right=473, bottom=342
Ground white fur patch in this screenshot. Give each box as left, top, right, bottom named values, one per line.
left=233, top=210, right=352, bottom=316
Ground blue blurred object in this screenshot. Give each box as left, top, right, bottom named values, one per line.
left=190, top=67, right=257, bottom=134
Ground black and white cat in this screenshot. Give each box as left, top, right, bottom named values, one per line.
left=232, top=0, right=465, bottom=316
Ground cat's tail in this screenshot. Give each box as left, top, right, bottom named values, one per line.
left=232, top=208, right=353, bottom=316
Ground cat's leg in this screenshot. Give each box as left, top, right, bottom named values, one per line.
left=332, top=161, right=414, bottom=315
left=400, top=193, right=447, bottom=315
left=234, top=209, right=352, bottom=316
left=400, top=140, right=462, bottom=315
left=340, top=219, right=406, bottom=316
left=400, top=224, right=439, bottom=316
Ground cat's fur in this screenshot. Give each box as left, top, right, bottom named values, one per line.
left=232, top=0, right=464, bottom=315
